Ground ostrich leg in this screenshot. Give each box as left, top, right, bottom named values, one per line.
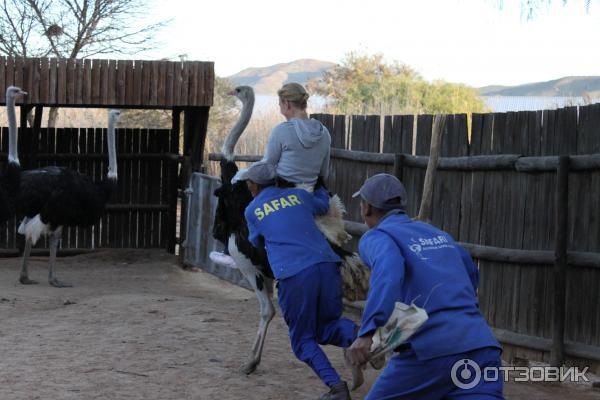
left=229, top=236, right=276, bottom=375
left=19, top=238, right=38, bottom=285
left=48, top=228, right=71, bottom=288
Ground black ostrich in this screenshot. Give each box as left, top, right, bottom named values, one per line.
left=212, top=86, right=370, bottom=375
left=213, top=86, right=275, bottom=375
left=0, top=86, right=27, bottom=223
left=16, top=109, right=121, bottom=287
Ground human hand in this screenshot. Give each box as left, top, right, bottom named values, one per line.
left=349, top=334, right=373, bottom=367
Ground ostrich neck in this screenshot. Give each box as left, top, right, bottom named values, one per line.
left=222, top=96, right=254, bottom=161
left=107, top=116, right=118, bottom=180
left=7, top=97, right=19, bottom=165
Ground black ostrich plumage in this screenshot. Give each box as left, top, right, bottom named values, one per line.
left=0, top=161, right=20, bottom=222
left=17, top=166, right=116, bottom=230
left=213, top=159, right=273, bottom=280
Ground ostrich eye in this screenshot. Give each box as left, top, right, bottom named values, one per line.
left=235, top=88, right=240, bottom=93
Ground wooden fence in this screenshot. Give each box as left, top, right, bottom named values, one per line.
left=0, top=126, right=180, bottom=255
left=0, top=56, right=214, bottom=108
left=205, top=103, right=600, bottom=371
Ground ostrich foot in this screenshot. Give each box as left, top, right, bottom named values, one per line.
left=239, top=359, right=259, bottom=375
left=19, top=277, right=38, bottom=285
left=49, top=278, right=72, bottom=288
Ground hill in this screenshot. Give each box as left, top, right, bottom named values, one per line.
left=479, top=76, right=600, bottom=97
left=227, top=59, right=336, bottom=94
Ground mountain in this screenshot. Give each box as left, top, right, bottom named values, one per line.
left=227, top=59, right=336, bottom=94
left=479, top=76, right=600, bottom=97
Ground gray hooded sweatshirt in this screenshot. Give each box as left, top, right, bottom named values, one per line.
left=261, top=118, right=331, bottom=185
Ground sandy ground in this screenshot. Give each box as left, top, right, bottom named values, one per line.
left=0, top=249, right=598, bottom=400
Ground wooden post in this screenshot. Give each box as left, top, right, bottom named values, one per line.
left=417, top=114, right=446, bottom=222
left=551, top=155, right=569, bottom=367
left=166, top=108, right=181, bottom=254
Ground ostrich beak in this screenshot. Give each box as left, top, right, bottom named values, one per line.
left=227, top=90, right=237, bottom=96
left=17, top=90, right=28, bottom=96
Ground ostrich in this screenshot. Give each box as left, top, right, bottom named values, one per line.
left=16, top=109, right=121, bottom=287
left=0, top=86, right=27, bottom=223
left=212, top=86, right=369, bottom=375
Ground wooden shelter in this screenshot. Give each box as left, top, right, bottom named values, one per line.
left=0, top=56, right=215, bottom=256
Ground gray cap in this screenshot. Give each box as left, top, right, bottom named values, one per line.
left=231, top=161, right=276, bottom=185
left=352, top=173, right=407, bottom=211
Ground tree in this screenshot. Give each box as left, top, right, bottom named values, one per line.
left=0, top=0, right=168, bottom=126
left=309, top=52, right=488, bottom=116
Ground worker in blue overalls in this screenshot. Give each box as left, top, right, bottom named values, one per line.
left=349, top=173, right=504, bottom=399
left=239, top=161, right=357, bottom=400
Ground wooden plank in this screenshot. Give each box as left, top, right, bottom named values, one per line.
left=131, top=128, right=141, bottom=247
left=332, top=115, right=346, bottom=149
left=187, top=62, right=198, bottom=107
left=13, top=57, right=23, bottom=92
left=38, top=58, right=49, bottom=104
left=124, top=60, right=134, bottom=106
left=107, top=59, right=117, bottom=105
left=180, top=62, right=189, bottom=109
left=82, top=59, right=92, bottom=104
left=77, top=128, right=89, bottom=248
left=116, top=60, right=126, bottom=105
left=29, top=58, right=40, bottom=104
left=164, top=61, right=175, bottom=106
left=350, top=115, right=365, bottom=151
left=57, top=58, right=67, bottom=104
left=133, top=60, right=143, bottom=105
left=157, top=60, right=167, bottom=107
left=73, top=59, right=83, bottom=104
left=204, top=62, right=215, bottom=106
left=173, top=62, right=182, bottom=106
left=138, top=129, right=149, bottom=247
left=66, top=58, right=76, bottom=104
left=150, top=61, right=159, bottom=106
left=100, top=59, right=109, bottom=105
left=551, top=156, right=570, bottom=365
left=4, top=57, right=14, bottom=88
left=160, top=129, right=170, bottom=248
left=47, top=58, right=57, bottom=104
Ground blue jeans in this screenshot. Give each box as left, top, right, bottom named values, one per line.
left=277, top=262, right=357, bottom=387
left=366, top=346, right=504, bottom=400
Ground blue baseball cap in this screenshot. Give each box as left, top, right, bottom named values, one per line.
left=231, top=161, right=276, bottom=185
left=352, top=173, right=407, bottom=211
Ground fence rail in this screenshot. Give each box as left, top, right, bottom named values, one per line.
left=0, top=56, right=214, bottom=108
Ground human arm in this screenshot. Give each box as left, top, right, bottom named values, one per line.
left=350, top=230, right=405, bottom=366
left=357, top=230, right=406, bottom=338
left=298, top=187, right=330, bottom=216
left=244, top=207, right=264, bottom=248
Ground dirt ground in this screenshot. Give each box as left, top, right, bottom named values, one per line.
left=0, top=249, right=598, bottom=400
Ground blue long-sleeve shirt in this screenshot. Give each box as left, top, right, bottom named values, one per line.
left=245, top=186, right=341, bottom=280
left=358, top=211, right=500, bottom=361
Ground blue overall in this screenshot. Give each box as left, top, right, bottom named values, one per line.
left=359, top=211, right=503, bottom=399
left=245, top=186, right=356, bottom=387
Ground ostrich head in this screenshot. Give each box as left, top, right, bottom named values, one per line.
left=109, top=109, right=121, bottom=122
left=229, top=86, right=254, bottom=104
left=6, top=86, right=28, bottom=103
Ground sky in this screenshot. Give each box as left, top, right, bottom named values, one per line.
left=141, top=0, right=600, bottom=88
